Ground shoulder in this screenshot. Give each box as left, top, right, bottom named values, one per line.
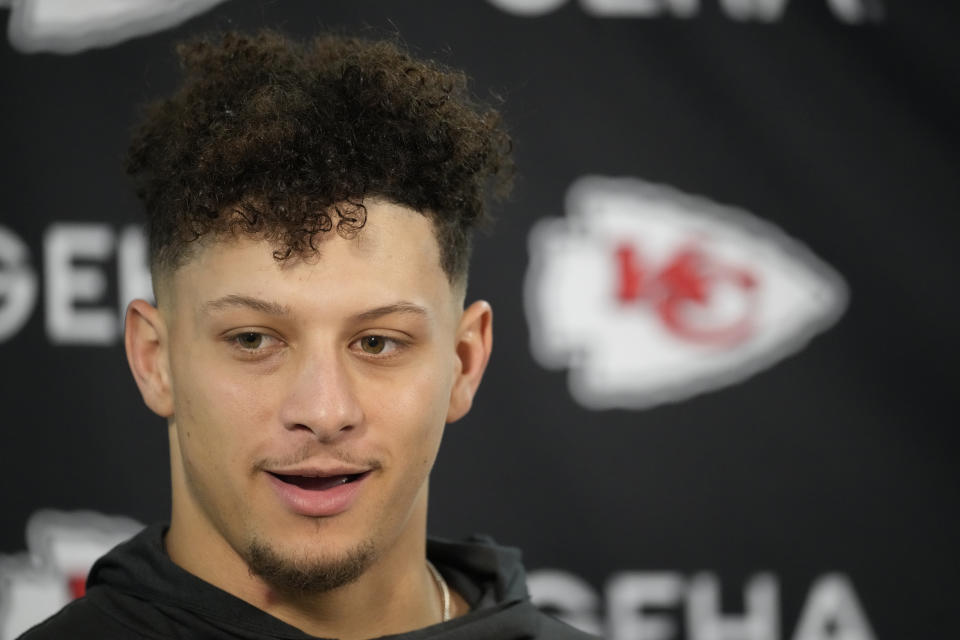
left=535, top=611, right=604, bottom=639
left=16, top=597, right=143, bottom=640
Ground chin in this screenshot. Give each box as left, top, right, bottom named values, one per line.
left=242, top=534, right=377, bottom=595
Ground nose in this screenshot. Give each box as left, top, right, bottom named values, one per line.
left=278, top=348, right=364, bottom=442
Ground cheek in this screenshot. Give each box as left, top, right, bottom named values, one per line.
left=172, top=358, right=278, bottom=465
left=365, top=355, right=453, bottom=464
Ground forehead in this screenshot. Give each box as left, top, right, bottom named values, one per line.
left=162, top=201, right=456, bottom=315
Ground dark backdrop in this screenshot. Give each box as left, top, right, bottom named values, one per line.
left=1, top=1, right=957, bottom=638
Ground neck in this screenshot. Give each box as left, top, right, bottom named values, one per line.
left=260, top=528, right=442, bottom=639
left=166, top=444, right=444, bottom=638
left=166, top=500, right=443, bottom=639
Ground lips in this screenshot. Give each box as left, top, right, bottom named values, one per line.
left=265, top=469, right=371, bottom=517
left=269, top=471, right=367, bottom=491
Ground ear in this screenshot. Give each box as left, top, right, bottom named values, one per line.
left=446, top=300, right=493, bottom=423
left=125, top=299, right=174, bottom=417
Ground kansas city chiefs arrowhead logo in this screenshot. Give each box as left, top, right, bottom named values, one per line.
left=524, top=176, right=848, bottom=410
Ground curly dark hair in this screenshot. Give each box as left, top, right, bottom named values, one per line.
left=126, top=29, right=513, bottom=287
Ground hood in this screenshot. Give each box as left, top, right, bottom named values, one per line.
left=84, top=523, right=544, bottom=639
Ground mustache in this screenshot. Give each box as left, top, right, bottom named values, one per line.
left=253, top=441, right=382, bottom=473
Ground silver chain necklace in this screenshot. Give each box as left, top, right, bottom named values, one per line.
left=425, top=560, right=451, bottom=623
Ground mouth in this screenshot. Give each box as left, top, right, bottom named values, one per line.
left=263, top=464, right=375, bottom=517
left=267, top=470, right=370, bottom=491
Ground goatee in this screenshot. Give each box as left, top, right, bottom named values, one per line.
left=244, top=537, right=376, bottom=595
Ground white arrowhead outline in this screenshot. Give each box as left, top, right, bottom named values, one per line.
left=524, top=175, right=849, bottom=410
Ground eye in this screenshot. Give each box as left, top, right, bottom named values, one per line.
left=360, top=335, right=389, bottom=354
left=235, top=332, right=264, bottom=349
left=232, top=332, right=278, bottom=352
left=354, top=334, right=406, bottom=358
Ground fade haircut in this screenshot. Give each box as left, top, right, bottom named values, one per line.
left=126, top=29, right=513, bottom=290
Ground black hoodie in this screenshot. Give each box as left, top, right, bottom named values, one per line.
left=18, top=524, right=597, bottom=639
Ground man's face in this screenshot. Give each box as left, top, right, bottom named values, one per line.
left=154, top=201, right=474, bottom=591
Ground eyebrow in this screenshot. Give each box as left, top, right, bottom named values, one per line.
left=201, top=294, right=290, bottom=317
left=200, top=295, right=428, bottom=322
left=351, top=302, right=429, bottom=322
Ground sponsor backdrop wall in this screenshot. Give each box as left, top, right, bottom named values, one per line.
left=1, top=1, right=956, bottom=638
